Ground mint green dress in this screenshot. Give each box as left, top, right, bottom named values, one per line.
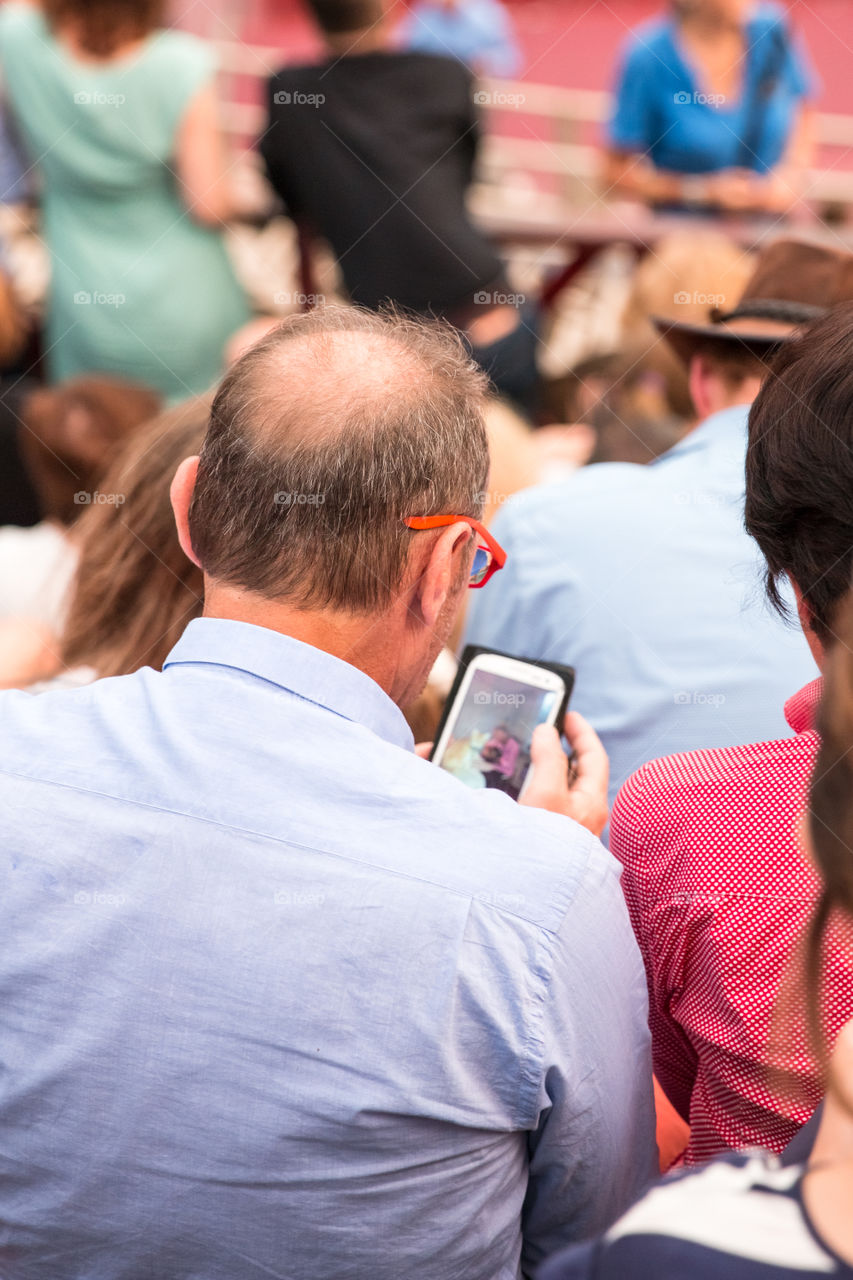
left=0, top=5, right=250, bottom=400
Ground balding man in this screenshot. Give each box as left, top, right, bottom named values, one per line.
left=0, top=309, right=655, bottom=1280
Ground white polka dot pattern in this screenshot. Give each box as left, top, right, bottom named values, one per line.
left=610, top=679, right=852, bottom=1165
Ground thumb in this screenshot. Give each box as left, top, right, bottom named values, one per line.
left=523, top=723, right=570, bottom=807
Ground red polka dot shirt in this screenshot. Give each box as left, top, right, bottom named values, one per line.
left=610, top=679, right=852, bottom=1164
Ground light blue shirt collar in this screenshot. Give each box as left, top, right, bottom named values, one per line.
left=164, top=616, right=415, bottom=752
left=651, top=403, right=751, bottom=466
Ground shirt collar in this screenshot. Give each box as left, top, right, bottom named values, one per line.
left=163, top=617, right=415, bottom=752
left=652, top=403, right=750, bottom=466
left=785, top=677, right=823, bottom=735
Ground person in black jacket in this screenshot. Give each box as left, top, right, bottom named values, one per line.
left=259, top=0, right=539, bottom=412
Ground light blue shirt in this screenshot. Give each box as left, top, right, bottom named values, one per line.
left=0, top=618, right=656, bottom=1279
left=398, top=0, right=522, bottom=78
left=465, top=405, right=817, bottom=810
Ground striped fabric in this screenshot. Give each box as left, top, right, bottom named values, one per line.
left=539, top=1154, right=851, bottom=1279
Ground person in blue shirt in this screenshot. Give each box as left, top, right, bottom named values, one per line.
left=464, top=238, right=838, bottom=813
left=604, top=0, right=816, bottom=215
left=397, top=0, right=522, bottom=78
left=0, top=306, right=656, bottom=1279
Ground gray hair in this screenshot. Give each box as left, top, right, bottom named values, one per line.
left=189, top=306, right=490, bottom=613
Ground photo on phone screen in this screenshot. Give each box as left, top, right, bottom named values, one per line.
left=431, top=653, right=571, bottom=802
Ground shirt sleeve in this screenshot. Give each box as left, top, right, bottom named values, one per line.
left=608, top=36, right=656, bottom=153
left=610, top=768, right=698, bottom=1122
left=521, top=836, right=658, bottom=1272
left=783, top=27, right=818, bottom=102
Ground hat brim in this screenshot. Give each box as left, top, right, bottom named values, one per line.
left=652, top=316, right=792, bottom=367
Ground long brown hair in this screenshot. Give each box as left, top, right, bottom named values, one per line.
left=43, top=0, right=166, bottom=57
left=805, top=587, right=853, bottom=1061
left=60, top=396, right=209, bottom=678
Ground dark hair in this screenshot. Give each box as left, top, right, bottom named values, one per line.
left=805, top=585, right=853, bottom=1060
left=19, top=376, right=162, bottom=527
left=43, top=0, right=166, bottom=56
left=745, top=302, right=853, bottom=645
left=304, top=0, right=382, bottom=35
left=189, top=307, right=489, bottom=614
left=62, top=397, right=208, bottom=677
left=693, top=339, right=769, bottom=393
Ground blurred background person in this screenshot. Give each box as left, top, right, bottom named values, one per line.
left=0, top=374, right=160, bottom=687
left=56, top=395, right=207, bottom=686
left=464, top=240, right=838, bottom=812
left=611, top=299, right=853, bottom=1167
left=0, top=394, right=206, bottom=691
left=539, top=576, right=853, bottom=1280
left=397, top=0, right=522, bottom=78
left=260, top=0, right=539, bottom=413
left=0, top=0, right=250, bottom=401
left=604, top=0, right=816, bottom=215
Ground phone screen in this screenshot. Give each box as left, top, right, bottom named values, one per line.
left=433, top=665, right=563, bottom=801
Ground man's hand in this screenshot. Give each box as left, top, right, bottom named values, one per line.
left=521, top=711, right=609, bottom=837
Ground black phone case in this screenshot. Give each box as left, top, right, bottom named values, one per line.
left=428, top=645, right=576, bottom=762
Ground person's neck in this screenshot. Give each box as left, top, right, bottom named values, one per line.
left=324, top=24, right=390, bottom=57
left=202, top=583, right=404, bottom=700
left=679, top=11, right=741, bottom=39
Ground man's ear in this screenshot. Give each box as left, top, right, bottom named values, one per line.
left=414, top=521, right=472, bottom=630
left=170, top=455, right=202, bottom=569
left=687, top=353, right=712, bottom=421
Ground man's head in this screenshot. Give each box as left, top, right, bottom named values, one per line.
left=656, top=240, right=853, bottom=422
left=745, top=301, right=853, bottom=659
left=171, top=307, right=490, bottom=705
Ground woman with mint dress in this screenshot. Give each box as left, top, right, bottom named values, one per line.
left=0, top=1, right=249, bottom=401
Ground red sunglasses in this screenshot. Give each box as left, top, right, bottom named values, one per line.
left=404, top=514, right=507, bottom=588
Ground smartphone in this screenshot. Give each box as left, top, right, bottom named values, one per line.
left=430, top=647, right=574, bottom=802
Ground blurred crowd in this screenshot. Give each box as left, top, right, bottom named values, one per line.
left=0, top=0, right=852, bottom=1277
